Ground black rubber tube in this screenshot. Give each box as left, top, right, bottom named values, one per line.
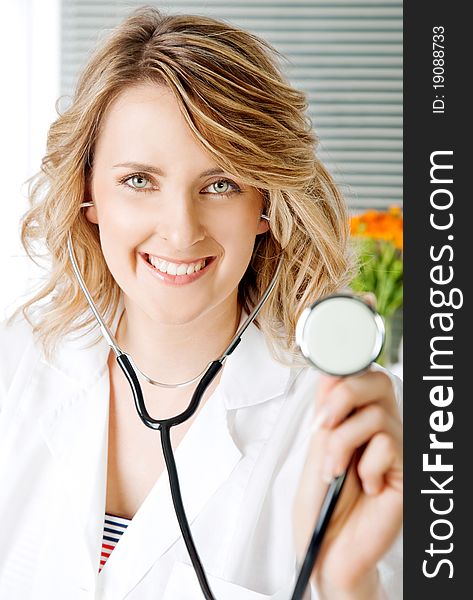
left=161, top=424, right=216, bottom=600
left=290, top=471, right=349, bottom=599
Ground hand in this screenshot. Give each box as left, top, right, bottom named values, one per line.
left=293, top=369, right=403, bottom=599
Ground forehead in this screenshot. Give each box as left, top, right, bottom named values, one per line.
left=106, top=82, right=171, bottom=113
left=98, top=82, right=179, bottom=136
left=93, top=82, right=213, bottom=168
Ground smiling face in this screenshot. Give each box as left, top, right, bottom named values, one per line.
left=86, top=83, right=269, bottom=325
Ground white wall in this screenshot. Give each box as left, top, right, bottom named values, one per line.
left=0, top=0, right=60, bottom=320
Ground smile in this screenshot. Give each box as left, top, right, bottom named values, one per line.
left=140, top=253, right=217, bottom=286
left=146, top=254, right=209, bottom=275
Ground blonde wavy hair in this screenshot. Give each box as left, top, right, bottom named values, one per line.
left=15, top=6, right=355, bottom=364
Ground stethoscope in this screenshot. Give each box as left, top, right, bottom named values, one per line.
left=67, top=202, right=385, bottom=599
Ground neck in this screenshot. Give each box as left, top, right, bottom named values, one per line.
left=115, top=296, right=242, bottom=388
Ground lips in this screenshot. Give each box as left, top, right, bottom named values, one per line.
left=145, top=254, right=208, bottom=276
left=140, top=252, right=217, bottom=286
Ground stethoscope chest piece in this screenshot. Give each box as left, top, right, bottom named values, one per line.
left=296, top=294, right=385, bottom=376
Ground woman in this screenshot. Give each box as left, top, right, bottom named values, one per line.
left=0, top=7, right=402, bottom=599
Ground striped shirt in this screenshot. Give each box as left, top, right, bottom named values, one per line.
left=99, top=513, right=131, bottom=573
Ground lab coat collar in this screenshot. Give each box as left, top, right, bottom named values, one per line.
left=42, top=300, right=293, bottom=411
left=39, top=298, right=124, bottom=388
left=219, top=312, right=293, bottom=410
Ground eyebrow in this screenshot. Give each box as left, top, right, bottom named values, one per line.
left=112, top=162, right=226, bottom=178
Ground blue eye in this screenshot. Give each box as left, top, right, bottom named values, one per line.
left=210, top=180, right=230, bottom=194
left=118, top=173, right=156, bottom=194
left=127, top=174, right=149, bottom=189
left=206, top=179, right=241, bottom=196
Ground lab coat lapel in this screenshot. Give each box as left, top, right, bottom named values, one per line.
left=36, top=302, right=124, bottom=584
left=220, top=314, right=293, bottom=410
left=98, top=387, right=242, bottom=599
left=37, top=352, right=111, bottom=587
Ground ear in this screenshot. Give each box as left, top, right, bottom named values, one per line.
left=83, top=176, right=99, bottom=224
left=84, top=203, right=99, bottom=225
left=256, top=215, right=270, bottom=235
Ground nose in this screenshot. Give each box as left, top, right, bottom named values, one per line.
left=155, top=190, right=206, bottom=249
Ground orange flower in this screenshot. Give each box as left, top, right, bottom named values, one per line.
left=350, top=205, right=403, bottom=251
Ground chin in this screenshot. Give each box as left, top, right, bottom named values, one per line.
left=145, top=302, right=214, bottom=326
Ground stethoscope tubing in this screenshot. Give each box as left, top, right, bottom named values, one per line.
left=161, top=424, right=215, bottom=599
left=116, top=353, right=225, bottom=428
left=290, top=468, right=350, bottom=599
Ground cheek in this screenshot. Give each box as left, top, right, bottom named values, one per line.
left=99, top=215, right=129, bottom=254
left=96, top=211, right=144, bottom=281
left=219, top=218, right=260, bottom=272
left=98, top=202, right=150, bottom=248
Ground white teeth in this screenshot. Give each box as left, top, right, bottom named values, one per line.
left=147, top=255, right=207, bottom=275
left=167, top=263, right=178, bottom=275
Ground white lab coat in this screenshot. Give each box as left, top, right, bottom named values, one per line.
left=0, top=309, right=403, bottom=600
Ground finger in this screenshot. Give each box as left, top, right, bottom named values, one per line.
left=321, top=405, right=401, bottom=481
left=315, top=373, right=342, bottom=404
left=357, top=431, right=403, bottom=496
left=315, top=369, right=398, bottom=429
left=312, top=374, right=342, bottom=429
left=293, top=425, right=333, bottom=553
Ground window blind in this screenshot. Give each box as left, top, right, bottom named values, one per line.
left=61, top=0, right=402, bottom=210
